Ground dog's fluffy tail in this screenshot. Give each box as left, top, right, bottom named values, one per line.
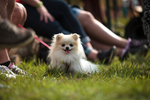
left=79, top=59, right=99, bottom=74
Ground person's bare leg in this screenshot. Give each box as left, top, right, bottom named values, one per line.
left=7, top=0, right=15, bottom=21
left=0, top=0, right=27, bottom=64
left=0, top=0, right=34, bottom=49
left=12, top=2, right=27, bottom=26
left=0, top=0, right=7, bottom=18
left=0, top=49, right=10, bottom=63
left=91, top=39, right=123, bottom=57
left=0, top=0, right=10, bottom=64
left=84, top=42, right=98, bottom=61
left=87, top=49, right=99, bottom=61
left=0, top=0, right=34, bottom=75
left=77, top=10, right=128, bottom=48
left=0, top=0, right=15, bottom=64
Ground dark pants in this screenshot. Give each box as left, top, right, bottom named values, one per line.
left=23, top=0, right=91, bottom=55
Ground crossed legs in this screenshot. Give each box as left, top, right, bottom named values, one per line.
left=77, top=10, right=129, bottom=57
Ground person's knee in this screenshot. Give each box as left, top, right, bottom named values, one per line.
left=12, top=3, right=27, bottom=25
left=83, top=11, right=93, bottom=20
left=78, top=11, right=94, bottom=25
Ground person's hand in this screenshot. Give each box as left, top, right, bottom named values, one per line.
left=36, top=5, right=54, bottom=23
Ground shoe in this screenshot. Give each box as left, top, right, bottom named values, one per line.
left=120, top=44, right=148, bottom=61
left=0, top=17, right=35, bottom=48
left=97, top=46, right=117, bottom=64
left=8, top=62, right=26, bottom=75
left=0, top=65, right=16, bottom=78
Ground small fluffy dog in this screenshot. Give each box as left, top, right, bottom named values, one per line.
left=48, top=33, right=99, bottom=74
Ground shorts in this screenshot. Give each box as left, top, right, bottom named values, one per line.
left=71, top=7, right=81, bottom=17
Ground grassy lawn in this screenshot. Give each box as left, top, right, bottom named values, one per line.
left=0, top=4, right=149, bottom=99
left=0, top=50, right=150, bottom=100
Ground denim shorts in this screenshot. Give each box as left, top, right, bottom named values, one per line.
left=71, top=7, right=81, bottom=17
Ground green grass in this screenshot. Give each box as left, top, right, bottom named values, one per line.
left=0, top=51, right=150, bottom=100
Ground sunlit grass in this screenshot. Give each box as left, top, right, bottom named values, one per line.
left=0, top=50, right=150, bottom=100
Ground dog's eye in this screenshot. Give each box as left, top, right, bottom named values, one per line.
left=62, top=44, right=65, bottom=47
left=70, top=44, right=73, bottom=47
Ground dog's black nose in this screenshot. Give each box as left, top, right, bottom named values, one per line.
left=66, top=47, right=69, bottom=50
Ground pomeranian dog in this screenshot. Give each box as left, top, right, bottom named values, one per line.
left=47, top=33, right=99, bottom=74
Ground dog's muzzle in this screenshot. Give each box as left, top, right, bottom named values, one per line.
left=64, top=47, right=71, bottom=54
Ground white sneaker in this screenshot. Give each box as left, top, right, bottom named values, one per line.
left=0, top=65, right=16, bottom=78
left=8, top=62, right=26, bottom=75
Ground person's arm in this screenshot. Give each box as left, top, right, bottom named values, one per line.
left=20, top=0, right=54, bottom=23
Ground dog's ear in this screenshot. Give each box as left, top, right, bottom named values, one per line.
left=72, top=33, right=79, bottom=41
left=55, top=33, right=63, bottom=42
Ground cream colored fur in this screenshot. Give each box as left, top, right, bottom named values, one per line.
left=47, top=33, right=99, bottom=74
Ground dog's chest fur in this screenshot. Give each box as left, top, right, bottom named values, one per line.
left=52, top=50, right=81, bottom=63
